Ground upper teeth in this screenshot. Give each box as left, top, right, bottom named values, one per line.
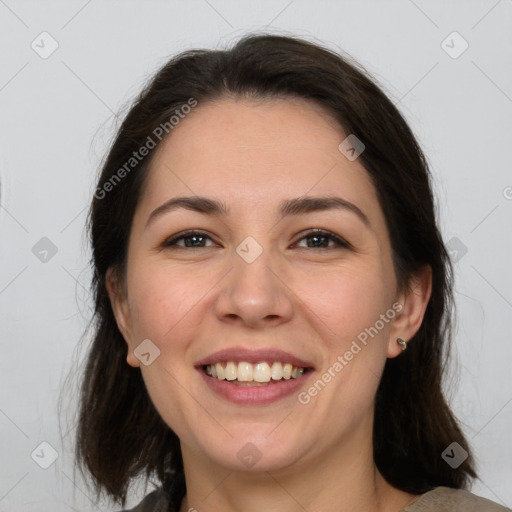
left=205, top=361, right=305, bottom=382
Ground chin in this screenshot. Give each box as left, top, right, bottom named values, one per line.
left=195, top=429, right=307, bottom=473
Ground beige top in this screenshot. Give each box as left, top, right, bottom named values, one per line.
left=402, top=486, right=510, bottom=511
left=122, top=486, right=511, bottom=511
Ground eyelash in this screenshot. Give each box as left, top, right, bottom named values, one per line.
left=162, top=229, right=351, bottom=251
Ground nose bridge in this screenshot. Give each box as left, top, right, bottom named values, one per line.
left=213, top=235, right=293, bottom=326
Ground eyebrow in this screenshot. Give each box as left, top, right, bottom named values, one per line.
left=145, top=195, right=370, bottom=228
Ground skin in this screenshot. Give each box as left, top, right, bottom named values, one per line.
left=107, top=97, right=432, bottom=512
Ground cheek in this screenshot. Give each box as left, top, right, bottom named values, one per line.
left=300, top=265, right=395, bottom=411
left=125, top=267, right=209, bottom=435
left=296, top=262, right=393, bottom=340
left=127, top=263, right=207, bottom=342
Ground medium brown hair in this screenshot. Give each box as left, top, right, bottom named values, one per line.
left=74, top=33, right=476, bottom=510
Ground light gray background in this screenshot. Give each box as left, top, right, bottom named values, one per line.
left=1, top=1, right=511, bottom=510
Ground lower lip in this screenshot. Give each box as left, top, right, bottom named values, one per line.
left=197, top=368, right=313, bottom=405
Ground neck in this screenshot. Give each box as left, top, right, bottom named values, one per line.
left=178, top=418, right=419, bottom=512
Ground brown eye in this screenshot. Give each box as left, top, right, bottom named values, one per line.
left=162, top=229, right=351, bottom=251
left=293, top=229, right=351, bottom=250
left=162, top=231, right=216, bottom=248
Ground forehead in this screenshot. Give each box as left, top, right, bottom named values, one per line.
left=138, top=96, right=382, bottom=226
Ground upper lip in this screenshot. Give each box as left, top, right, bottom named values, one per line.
left=195, top=347, right=315, bottom=369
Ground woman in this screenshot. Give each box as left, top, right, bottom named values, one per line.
left=75, top=34, right=509, bottom=511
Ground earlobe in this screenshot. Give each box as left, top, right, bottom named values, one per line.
left=387, top=265, right=432, bottom=358
left=105, top=267, right=140, bottom=368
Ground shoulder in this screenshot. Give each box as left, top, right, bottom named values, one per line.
left=115, top=485, right=511, bottom=512
left=403, top=486, right=511, bottom=511
left=116, top=488, right=170, bottom=512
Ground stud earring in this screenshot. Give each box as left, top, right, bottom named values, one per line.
left=397, top=338, right=408, bottom=351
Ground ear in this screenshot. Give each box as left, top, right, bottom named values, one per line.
left=105, top=267, right=140, bottom=368
left=387, top=265, right=432, bottom=358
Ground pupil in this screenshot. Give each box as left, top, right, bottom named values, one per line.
left=185, top=236, right=204, bottom=247
left=308, top=236, right=327, bottom=248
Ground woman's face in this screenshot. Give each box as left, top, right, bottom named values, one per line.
left=109, top=97, right=423, bottom=473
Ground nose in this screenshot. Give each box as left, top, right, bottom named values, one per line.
left=212, top=245, right=294, bottom=329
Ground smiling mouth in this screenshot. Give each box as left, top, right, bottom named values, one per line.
left=202, top=361, right=311, bottom=386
